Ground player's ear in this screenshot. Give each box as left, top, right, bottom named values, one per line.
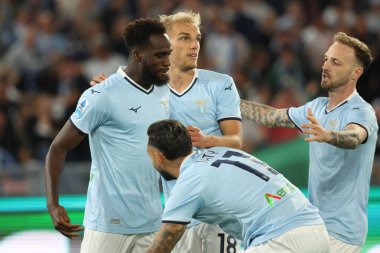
left=155, top=150, right=166, bottom=164
left=351, top=66, right=363, bottom=80
left=132, top=50, right=141, bottom=62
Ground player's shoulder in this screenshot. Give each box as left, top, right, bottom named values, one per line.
left=347, top=93, right=377, bottom=117
left=196, top=69, right=233, bottom=83
left=350, top=93, right=373, bottom=108
left=80, top=72, right=122, bottom=105
left=305, top=96, right=328, bottom=108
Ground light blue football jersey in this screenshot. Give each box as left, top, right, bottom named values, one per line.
left=288, top=91, right=378, bottom=245
left=70, top=67, right=170, bottom=234
left=162, top=147, right=324, bottom=249
left=162, top=69, right=241, bottom=226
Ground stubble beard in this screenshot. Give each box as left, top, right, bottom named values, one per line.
left=321, top=74, right=350, bottom=92
left=142, top=67, right=169, bottom=87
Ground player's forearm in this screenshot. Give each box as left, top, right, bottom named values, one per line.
left=45, top=144, right=68, bottom=208
left=327, top=130, right=361, bottom=149
left=146, top=224, right=186, bottom=253
left=240, top=99, right=295, bottom=128
left=204, top=134, right=242, bottom=149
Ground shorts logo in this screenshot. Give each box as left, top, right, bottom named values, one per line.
left=110, top=218, right=121, bottom=225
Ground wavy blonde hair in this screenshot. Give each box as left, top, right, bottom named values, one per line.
left=159, top=11, right=201, bottom=32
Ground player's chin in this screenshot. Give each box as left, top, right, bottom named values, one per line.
left=156, top=74, right=169, bottom=85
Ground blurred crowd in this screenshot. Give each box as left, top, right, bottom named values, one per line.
left=0, top=0, right=380, bottom=185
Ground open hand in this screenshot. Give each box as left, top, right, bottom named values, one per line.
left=301, top=108, right=331, bottom=143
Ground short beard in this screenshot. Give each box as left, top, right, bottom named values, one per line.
left=142, top=67, right=169, bottom=87
left=321, top=75, right=350, bottom=91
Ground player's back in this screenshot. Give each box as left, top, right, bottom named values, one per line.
left=173, top=147, right=323, bottom=249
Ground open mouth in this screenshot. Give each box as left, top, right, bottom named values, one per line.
left=187, top=53, right=198, bottom=58
left=322, top=72, right=330, bottom=80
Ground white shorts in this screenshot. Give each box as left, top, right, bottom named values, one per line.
left=171, top=223, right=240, bottom=253
left=80, top=227, right=155, bottom=253
left=246, top=225, right=330, bottom=253
left=328, top=235, right=361, bottom=253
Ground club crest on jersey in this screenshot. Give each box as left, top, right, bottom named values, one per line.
left=328, top=120, right=338, bottom=129
left=193, top=100, right=208, bottom=114
left=74, top=98, right=89, bottom=118
left=160, top=99, right=169, bottom=115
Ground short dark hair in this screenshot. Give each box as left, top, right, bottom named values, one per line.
left=333, top=32, right=373, bottom=71
left=122, top=18, right=166, bottom=52
left=147, top=120, right=192, bottom=160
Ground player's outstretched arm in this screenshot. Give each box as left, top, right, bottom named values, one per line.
left=45, top=120, right=86, bottom=238
left=146, top=223, right=186, bottom=253
left=187, top=119, right=242, bottom=149
left=240, top=99, right=296, bottom=128
left=301, top=108, right=366, bottom=149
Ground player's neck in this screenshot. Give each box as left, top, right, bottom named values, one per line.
left=124, top=66, right=152, bottom=90
left=167, top=157, right=187, bottom=178
left=168, top=67, right=195, bottom=93
left=327, top=85, right=356, bottom=110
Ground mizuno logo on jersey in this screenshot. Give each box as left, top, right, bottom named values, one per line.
left=129, top=106, right=141, bottom=113
left=353, top=107, right=360, bottom=110
left=224, top=83, right=232, bottom=90
left=91, top=89, right=101, bottom=94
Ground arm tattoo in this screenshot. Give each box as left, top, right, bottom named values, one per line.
left=328, top=130, right=361, bottom=149
left=240, top=99, right=296, bottom=128
left=148, top=224, right=186, bottom=253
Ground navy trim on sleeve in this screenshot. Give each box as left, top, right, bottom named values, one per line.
left=69, top=118, right=87, bottom=135
left=287, top=108, right=302, bottom=132
left=347, top=122, right=369, bottom=144
left=217, top=117, right=242, bottom=123
left=162, top=220, right=191, bottom=225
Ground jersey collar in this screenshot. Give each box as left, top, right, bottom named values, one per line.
left=326, top=90, right=357, bottom=113
left=117, top=66, right=154, bottom=94
left=168, top=70, right=198, bottom=97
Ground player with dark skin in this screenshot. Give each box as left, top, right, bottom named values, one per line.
left=45, top=18, right=172, bottom=240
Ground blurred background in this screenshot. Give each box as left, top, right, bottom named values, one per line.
left=0, top=0, right=379, bottom=252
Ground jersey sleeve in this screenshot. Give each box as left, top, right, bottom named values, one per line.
left=215, top=75, right=242, bottom=122
left=162, top=174, right=204, bottom=224
left=345, top=106, right=378, bottom=140
left=288, top=100, right=316, bottom=131
left=70, top=87, right=109, bottom=134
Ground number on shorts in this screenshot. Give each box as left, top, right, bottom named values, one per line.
left=218, top=233, right=237, bottom=253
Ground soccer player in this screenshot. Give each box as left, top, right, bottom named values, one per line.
left=159, top=11, right=242, bottom=253
left=45, top=18, right=172, bottom=253
left=145, top=119, right=330, bottom=253
left=91, top=11, right=242, bottom=253
left=240, top=32, right=378, bottom=253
